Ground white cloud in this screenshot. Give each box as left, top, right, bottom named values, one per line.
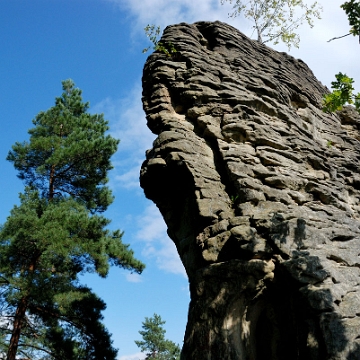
left=104, top=0, right=358, bottom=92
left=115, top=164, right=142, bottom=190
left=96, top=0, right=359, bottom=194
left=118, top=352, right=146, bottom=360
left=92, top=84, right=156, bottom=191
left=125, top=272, right=143, bottom=283
left=136, top=205, right=166, bottom=242
left=136, top=204, right=187, bottom=277
left=106, top=0, right=234, bottom=33
left=92, top=84, right=155, bottom=156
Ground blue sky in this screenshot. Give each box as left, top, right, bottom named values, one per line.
left=0, top=1, right=358, bottom=359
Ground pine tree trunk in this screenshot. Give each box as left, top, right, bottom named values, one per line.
left=7, top=295, right=28, bottom=360
left=7, top=255, right=39, bottom=360
left=49, top=164, right=56, bottom=201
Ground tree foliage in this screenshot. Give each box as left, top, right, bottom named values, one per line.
left=135, top=314, right=180, bottom=360
left=221, top=0, right=322, bottom=49
left=342, top=0, right=360, bottom=38
left=323, top=2, right=360, bottom=113
left=142, top=24, right=161, bottom=53
left=323, top=72, right=360, bottom=112
left=0, top=80, right=145, bottom=360
left=142, top=25, right=177, bottom=57
left=328, top=0, right=360, bottom=42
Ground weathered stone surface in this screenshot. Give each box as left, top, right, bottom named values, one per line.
left=140, top=21, right=360, bottom=359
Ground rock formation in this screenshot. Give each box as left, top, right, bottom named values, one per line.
left=140, top=21, right=360, bottom=360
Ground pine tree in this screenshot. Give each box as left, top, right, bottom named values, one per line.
left=135, top=314, right=180, bottom=360
left=0, top=79, right=145, bottom=360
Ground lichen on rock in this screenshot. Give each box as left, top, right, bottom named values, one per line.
left=140, top=21, right=360, bottom=360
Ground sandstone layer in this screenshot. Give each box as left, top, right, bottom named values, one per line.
left=140, top=21, right=360, bottom=360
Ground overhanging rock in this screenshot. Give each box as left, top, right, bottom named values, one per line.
left=140, top=21, right=360, bottom=360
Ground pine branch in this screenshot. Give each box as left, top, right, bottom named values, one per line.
left=18, top=342, right=61, bottom=360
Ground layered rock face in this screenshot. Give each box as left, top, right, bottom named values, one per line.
left=140, top=21, right=360, bottom=360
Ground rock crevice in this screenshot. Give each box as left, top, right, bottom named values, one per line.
left=140, top=21, right=360, bottom=359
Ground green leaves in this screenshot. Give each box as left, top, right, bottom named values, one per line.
left=143, top=24, right=161, bottom=53
left=324, top=3, right=359, bottom=113
left=135, top=314, right=181, bottom=360
left=221, top=0, right=322, bottom=49
left=143, top=24, right=177, bottom=57
left=322, top=72, right=360, bottom=113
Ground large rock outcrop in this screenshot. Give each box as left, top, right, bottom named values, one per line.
left=140, top=21, right=360, bottom=360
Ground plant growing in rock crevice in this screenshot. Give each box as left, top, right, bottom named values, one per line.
left=143, top=24, right=177, bottom=57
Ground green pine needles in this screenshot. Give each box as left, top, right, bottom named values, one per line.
left=0, top=79, right=145, bottom=360
left=135, top=314, right=180, bottom=360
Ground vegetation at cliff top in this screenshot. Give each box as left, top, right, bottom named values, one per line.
left=323, top=1, right=360, bottom=113
left=143, top=24, right=177, bottom=57
left=323, top=72, right=360, bottom=113
left=220, top=0, right=322, bottom=49
left=0, top=79, right=145, bottom=360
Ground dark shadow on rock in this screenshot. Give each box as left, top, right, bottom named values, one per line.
left=181, top=257, right=355, bottom=360
left=347, top=343, right=360, bottom=360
